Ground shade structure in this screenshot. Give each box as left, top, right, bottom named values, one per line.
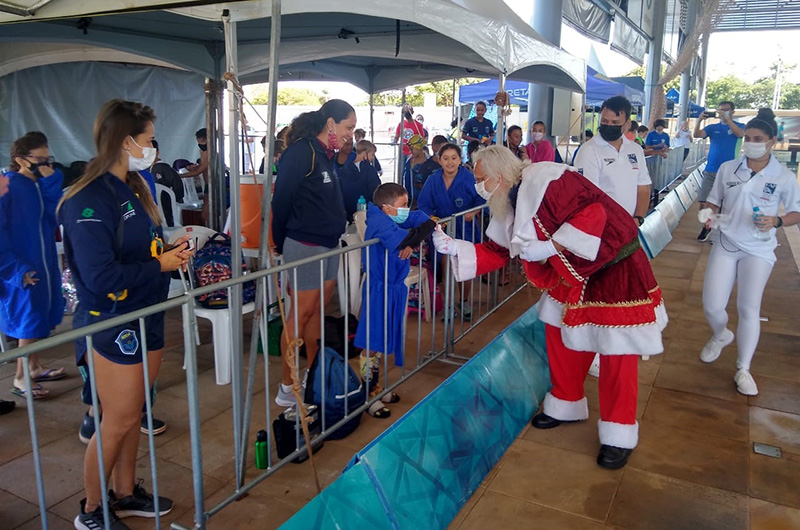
left=0, top=0, right=585, bottom=94
left=665, top=88, right=705, bottom=118
left=458, top=67, right=644, bottom=107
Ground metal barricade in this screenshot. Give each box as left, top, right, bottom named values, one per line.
left=2, top=217, right=526, bottom=529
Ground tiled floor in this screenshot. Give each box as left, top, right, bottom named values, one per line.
left=453, top=205, right=800, bottom=530
left=2, top=199, right=799, bottom=530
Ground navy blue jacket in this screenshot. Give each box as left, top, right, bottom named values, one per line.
left=60, top=173, right=169, bottom=314
left=0, top=170, right=65, bottom=338
left=336, top=158, right=381, bottom=222
left=271, top=137, right=346, bottom=253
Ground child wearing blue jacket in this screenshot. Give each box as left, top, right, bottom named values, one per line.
left=337, top=140, right=381, bottom=221
left=0, top=132, right=66, bottom=399
left=355, top=183, right=435, bottom=418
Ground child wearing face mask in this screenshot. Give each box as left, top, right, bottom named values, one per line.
left=525, top=121, right=555, bottom=163
left=0, top=131, right=66, bottom=399
left=354, top=183, right=435, bottom=418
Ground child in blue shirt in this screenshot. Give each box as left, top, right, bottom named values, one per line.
left=355, top=183, right=435, bottom=418
left=645, top=119, right=671, bottom=153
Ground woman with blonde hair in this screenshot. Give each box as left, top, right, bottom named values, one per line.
left=60, top=99, right=192, bottom=529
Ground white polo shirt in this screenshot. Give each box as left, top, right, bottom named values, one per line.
left=708, top=154, right=800, bottom=264
left=573, top=135, right=651, bottom=215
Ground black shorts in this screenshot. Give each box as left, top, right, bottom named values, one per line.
left=73, top=307, right=165, bottom=366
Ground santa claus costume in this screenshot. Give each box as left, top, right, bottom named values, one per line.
left=435, top=158, right=667, bottom=469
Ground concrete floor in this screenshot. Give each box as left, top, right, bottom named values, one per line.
left=1, top=201, right=799, bottom=529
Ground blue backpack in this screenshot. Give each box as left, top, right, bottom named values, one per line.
left=192, top=232, right=256, bottom=309
left=304, top=346, right=365, bottom=440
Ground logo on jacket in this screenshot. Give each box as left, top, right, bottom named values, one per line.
left=603, top=157, right=616, bottom=165
left=763, top=183, right=777, bottom=195
left=321, top=171, right=332, bottom=184
left=81, top=208, right=94, bottom=218
left=455, top=197, right=464, bottom=208
left=122, top=201, right=136, bottom=221
left=627, top=154, right=638, bottom=168
left=115, top=329, right=139, bottom=356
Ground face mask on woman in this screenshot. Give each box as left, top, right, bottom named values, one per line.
left=742, top=141, right=769, bottom=160
left=127, top=136, right=157, bottom=171
left=390, top=207, right=410, bottom=224
left=532, top=132, right=544, bottom=142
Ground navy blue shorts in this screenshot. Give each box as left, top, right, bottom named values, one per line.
left=73, top=307, right=165, bottom=366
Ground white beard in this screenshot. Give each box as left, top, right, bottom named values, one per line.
left=487, top=190, right=510, bottom=220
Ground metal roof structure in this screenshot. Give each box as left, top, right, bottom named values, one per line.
left=716, top=0, right=800, bottom=31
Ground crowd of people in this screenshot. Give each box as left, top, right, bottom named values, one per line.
left=1, top=91, right=798, bottom=528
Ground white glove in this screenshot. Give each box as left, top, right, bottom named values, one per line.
left=519, top=239, right=558, bottom=262
left=432, top=225, right=457, bottom=256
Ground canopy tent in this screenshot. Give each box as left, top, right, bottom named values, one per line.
left=0, top=1, right=586, bottom=93
left=665, top=88, right=705, bottom=118
left=458, top=67, right=644, bottom=107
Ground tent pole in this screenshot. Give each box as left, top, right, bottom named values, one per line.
left=397, top=88, right=406, bottom=185
left=205, top=78, right=224, bottom=232
left=496, top=72, right=506, bottom=146
left=369, top=93, right=375, bottom=143
left=222, top=12, right=246, bottom=490
left=451, top=78, right=456, bottom=121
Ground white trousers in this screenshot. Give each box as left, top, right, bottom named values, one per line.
left=702, top=238, right=773, bottom=371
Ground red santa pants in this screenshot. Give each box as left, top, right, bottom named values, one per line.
left=545, top=324, right=638, bottom=426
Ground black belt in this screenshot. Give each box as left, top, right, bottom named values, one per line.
left=599, top=238, right=640, bottom=271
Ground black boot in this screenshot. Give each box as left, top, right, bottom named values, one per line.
left=531, top=413, right=576, bottom=429
left=596, top=444, right=633, bottom=469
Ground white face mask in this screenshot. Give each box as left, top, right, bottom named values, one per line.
left=532, top=132, right=544, bottom=142
left=742, top=141, right=769, bottom=160
left=475, top=176, right=497, bottom=201
left=127, top=136, right=157, bottom=171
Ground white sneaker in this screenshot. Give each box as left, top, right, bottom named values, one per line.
left=587, top=354, right=600, bottom=378
left=275, top=383, right=298, bottom=407
left=734, top=369, right=758, bottom=396
left=700, top=329, right=734, bottom=363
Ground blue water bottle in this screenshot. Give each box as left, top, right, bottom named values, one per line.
left=357, top=195, right=367, bottom=212
left=752, top=207, right=770, bottom=241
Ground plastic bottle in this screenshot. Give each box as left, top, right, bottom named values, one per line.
left=357, top=195, right=367, bottom=211
left=255, top=430, right=268, bottom=469
left=752, top=207, right=771, bottom=241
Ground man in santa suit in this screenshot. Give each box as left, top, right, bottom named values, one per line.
left=433, top=146, right=667, bottom=469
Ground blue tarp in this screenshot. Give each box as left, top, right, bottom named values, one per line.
left=458, top=67, right=645, bottom=107
left=665, top=88, right=706, bottom=118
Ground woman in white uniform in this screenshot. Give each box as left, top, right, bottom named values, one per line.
left=700, top=110, right=800, bottom=395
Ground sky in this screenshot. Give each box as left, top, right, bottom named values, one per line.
left=252, top=9, right=800, bottom=101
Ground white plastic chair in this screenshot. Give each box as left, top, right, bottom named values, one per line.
left=181, top=177, right=203, bottom=209
left=169, top=226, right=255, bottom=385
left=156, top=183, right=183, bottom=241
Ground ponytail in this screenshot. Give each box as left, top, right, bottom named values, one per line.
left=285, top=99, right=355, bottom=145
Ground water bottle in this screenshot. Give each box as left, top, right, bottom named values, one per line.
left=752, top=207, right=771, bottom=241
left=254, top=430, right=268, bottom=469
left=357, top=195, right=367, bottom=212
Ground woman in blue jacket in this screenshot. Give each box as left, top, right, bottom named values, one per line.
left=417, top=143, right=485, bottom=320
left=60, top=100, right=192, bottom=529
left=270, top=99, right=355, bottom=408
left=0, top=132, right=66, bottom=399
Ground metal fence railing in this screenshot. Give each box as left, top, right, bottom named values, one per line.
left=647, top=140, right=708, bottom=195
left=1, top=207, right=525, bottom=530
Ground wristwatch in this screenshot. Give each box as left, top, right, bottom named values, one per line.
left=776, top=216, right=784, bottom=228
left=634, top=215, right=645, bottom=226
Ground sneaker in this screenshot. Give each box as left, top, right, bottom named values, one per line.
left=587, top=354, right=600, bottom=378
left=110, top=479, right=173, bottom=518
left=140, top=416, right=167, bottom=436
left=697, top=227, right=711, bottom=242
left=460, top=303, right=473, bottom=322
left=74, top=498, right=129, bottom=529
left=275, top=383, right=298, bottom=408
left=734, top=369, right=758, bottom=396
left=79, top=412, right=96, bottom=445
left=700, top=329, right=734, bottom=363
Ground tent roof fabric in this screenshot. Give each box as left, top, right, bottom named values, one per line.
left=0, top=0, right=586, bottom=93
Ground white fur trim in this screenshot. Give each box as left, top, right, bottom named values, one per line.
left=552, top=222, right=601, bottom=261
left=562, top=321, right=665, bottom=356
left=543, top=392, right=589, bottom=421
left=511, top=162, right=573, bottom=248
left=536, top=294, right=564, bottom=328
left=485, top=214, right=521, bottom=258
left=450, top=239, right=477, bottom=282
left=598, top=420, right=639, bottom=449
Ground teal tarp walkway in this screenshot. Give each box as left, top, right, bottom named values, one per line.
left=281, top=305, right=550, bottom=529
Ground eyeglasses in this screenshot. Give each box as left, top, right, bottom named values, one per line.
left=25, top=156, right=55, bottom=165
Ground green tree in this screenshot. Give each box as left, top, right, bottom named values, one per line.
left=622, top=65, right=681, bottom=92
left=247, top=86, right=325, bottom=105
left=360, top=78, right=486, bottom=107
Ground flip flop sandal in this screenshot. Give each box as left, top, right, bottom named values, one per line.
left=11, top=384, right=49, bottom=400
left=32, top=368, right=66, bottom=382
left=381, top=392, right=400, bottom=404
left=367, top=401, right=391, bottom=419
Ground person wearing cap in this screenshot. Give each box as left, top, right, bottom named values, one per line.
left=403, top=134, right=429, bottom=206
